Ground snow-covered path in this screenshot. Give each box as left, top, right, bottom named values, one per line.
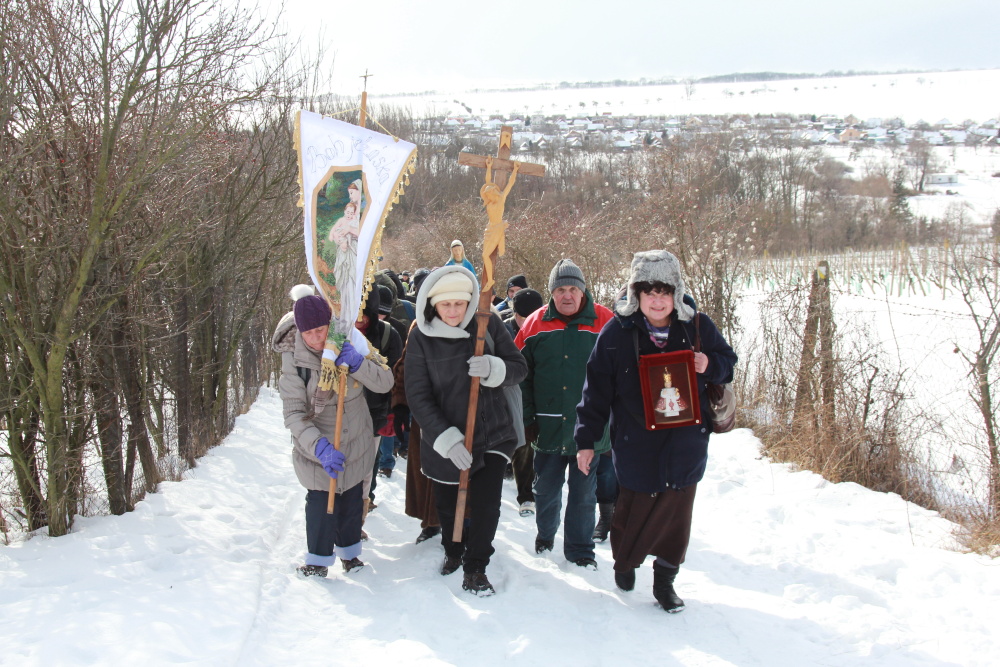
left=1, top=388, right=996, bottom=666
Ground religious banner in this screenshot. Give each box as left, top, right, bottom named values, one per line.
left=637, top=350, right=702, bottom=430
left=294, top=109, right=417, bottom=390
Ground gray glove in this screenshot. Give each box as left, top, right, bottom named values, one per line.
left=467, top=354, right=507, bottom=388
left=445, top=443, right=472, bottom=470
left=432, top=426, right=473, bottom=470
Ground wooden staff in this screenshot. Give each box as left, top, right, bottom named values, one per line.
left=451, top=127, right=544, bottom=542
left=326, top=368, right=348, bottom=513
left=451, top=278, right=496, bottom=540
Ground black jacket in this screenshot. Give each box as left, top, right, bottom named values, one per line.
left=405, top=313, right=527, bottom=483
left=363, top=318, right=402, bottom=434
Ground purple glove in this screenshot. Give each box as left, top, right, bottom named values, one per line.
left=335, top=340, right=365, bottom=373
left=315, top=437, right=346, bottom=479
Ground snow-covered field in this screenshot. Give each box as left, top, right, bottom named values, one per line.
left=816, top=143, right=1000, bottom=230
left=379, top=69, right=1000, bottom=127
left=2, top=388, right=997, bottom=666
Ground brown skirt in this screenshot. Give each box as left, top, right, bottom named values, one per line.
left=610, top=484, right=697, bottom=571
left=404, top=421, right=439, bottom=528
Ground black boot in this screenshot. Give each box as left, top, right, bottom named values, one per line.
left=440, top=553, right=463, bottom=576
left=593, top=502, right=614, bottom=542
left=462, top=570, right=496, bottom=596
left=415, top=526, right=441, bottom=544
left=614, top=567, right=635, bottom=592
left=652, top=562, right=684, bottom=613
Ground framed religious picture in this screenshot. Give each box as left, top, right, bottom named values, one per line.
left=637, top=350, right=701, bottom=430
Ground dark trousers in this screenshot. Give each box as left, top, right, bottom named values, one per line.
left=369, top=440, right=381, bottom=501
left=432, top=452, right=506, bottom=573
left=304, top=482, right=364, bottom=565
left=398, top=427, right=409, bottom=455
left=595, top=451, right=619, bottom=504
left=512, top=445, right=535, bottom=505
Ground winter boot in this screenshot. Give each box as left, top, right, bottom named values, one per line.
left=296, top=564, right=328, bottom=578
left=593, top=502, right=614, bottom=542
left=652, top=562, right=685, bottom=613
left=341, top=557, right=366, bottom=574
left=462, top=570, right=496, bottom=597
left=415, top=525, right=441, bottom=544
left=614, top=567, right=636, bottom=592
left=440, top=553, right=463, bottom=576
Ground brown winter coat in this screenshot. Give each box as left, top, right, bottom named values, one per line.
left=272, top=313, right=394, bottom=493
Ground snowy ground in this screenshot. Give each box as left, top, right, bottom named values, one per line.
left=379, top=69, right=1000, bottom=128
left=2, top=388, right=997, bottom=666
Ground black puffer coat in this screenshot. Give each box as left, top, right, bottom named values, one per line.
left=404, top=265, right=528, bottom=484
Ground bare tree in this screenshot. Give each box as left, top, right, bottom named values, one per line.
left=949, top=244, right=1000, bottom=523
left=0, top=0, right=286, bottom=535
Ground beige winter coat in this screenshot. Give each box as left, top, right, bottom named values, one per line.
left=272, top=313, right=394, bottom=493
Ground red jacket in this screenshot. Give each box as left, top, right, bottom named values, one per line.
left=514, top=292, right=613, bottom=455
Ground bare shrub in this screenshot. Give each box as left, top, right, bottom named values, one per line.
left=741, top=280, right=940, bottom=510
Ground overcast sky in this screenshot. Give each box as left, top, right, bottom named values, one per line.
left=268, top=0, right=1000, bottom=95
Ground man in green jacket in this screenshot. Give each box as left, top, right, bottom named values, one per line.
left=514, top=259, right=613, bottom=568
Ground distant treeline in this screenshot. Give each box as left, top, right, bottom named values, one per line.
left=696, top=69, right=927, bottom=84
left=427, top=68, right=958, bottom=96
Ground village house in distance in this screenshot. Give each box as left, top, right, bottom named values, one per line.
left=421, top=112, right=1000, bottom=153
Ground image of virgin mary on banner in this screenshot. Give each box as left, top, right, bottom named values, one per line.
left=294, top=110, right=417, bottom=394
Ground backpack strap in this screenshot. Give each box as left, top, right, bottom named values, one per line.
left=380, top=320, right=390, bottom=350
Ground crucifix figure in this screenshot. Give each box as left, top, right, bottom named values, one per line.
left=450, top=127, right=545, bottom=541
left=458, top=127, right=545, bottom=294
left=479, top=156, right=519, bottom=291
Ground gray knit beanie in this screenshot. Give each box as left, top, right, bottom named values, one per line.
left=617, top=250, right=695, bottom=322
left=548, top=259, right=586, bottom=292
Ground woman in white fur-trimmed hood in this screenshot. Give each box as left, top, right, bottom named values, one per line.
left=403, top=265, right=527, bottom=597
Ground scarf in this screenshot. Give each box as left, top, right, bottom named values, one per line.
left=644, top=317, right=670, bottom=349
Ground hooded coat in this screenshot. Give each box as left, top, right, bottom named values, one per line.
left=574, top=250, right=738, bottom=492
left=272, top=313, right=394, bottom=493
left=403, top=265, right=528, bottom=484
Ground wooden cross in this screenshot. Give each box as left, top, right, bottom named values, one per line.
left=358, top=70, right=373, bottom=128
left=359, top=69, right=374, bottom=91
left=457, top=127, right=545, bottom=291
left=450, top=126, right=544, bottom=541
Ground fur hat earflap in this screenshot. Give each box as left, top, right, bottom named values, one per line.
left=617, top=250, right=695, bottom=322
